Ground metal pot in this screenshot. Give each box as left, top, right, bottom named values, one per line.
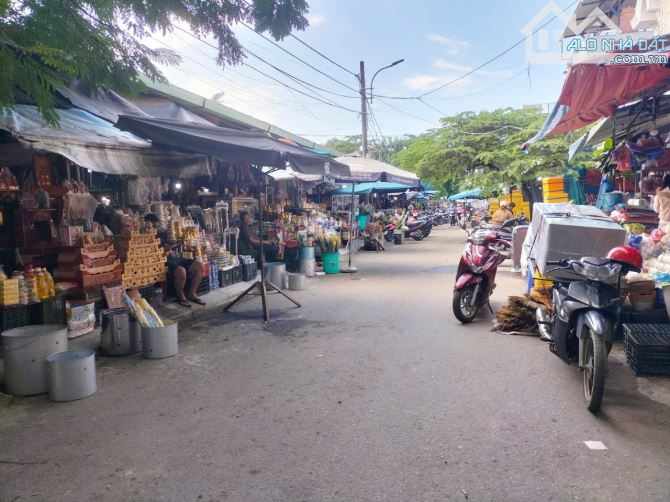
left=1, top=324, right=68, bottom=396
left=100, top=308, right=135, bottom=356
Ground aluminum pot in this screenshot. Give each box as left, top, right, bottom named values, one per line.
left=100, top=308, right=134, bottom=356
left=300, top=259, right=316, bottom=277
left=288, top=273, right=305, bottom=291
left=46, top=349, right=97, bottom=402
left=1, top=324, right=68, bottom=396
left=142, top=321, right=178, bottom=359
left=264, top=262, right=286, bottom=289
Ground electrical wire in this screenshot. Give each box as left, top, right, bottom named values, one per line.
left=371, top=0, right=579, bottom=100
left=172, top=26, right=360, bottom=113
left=240, top=22, right=359, bottom=93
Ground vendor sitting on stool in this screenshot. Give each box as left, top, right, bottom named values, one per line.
left=237, top=211, right=282, bottom=262
left=144, top=213, right=206, bottom=308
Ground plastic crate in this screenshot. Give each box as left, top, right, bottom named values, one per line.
left=31, top=294, right=67, bottom=325
left=623, top=324, right=670, bottom=376
left=0, top=303, right=32, bottom=332
left=242, top=262, right=258, bottom=281
left=219, top=269, right=234, bottom=288
left=232, top=265, right=243, bottom=284
left=196, top=277, right=210, bottom=296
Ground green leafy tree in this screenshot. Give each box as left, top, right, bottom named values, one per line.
left=324, top=135, right=414, bottom=163
left=392, top=107, right=585, bottom=195
left=0, top=0, right=308, bottom=121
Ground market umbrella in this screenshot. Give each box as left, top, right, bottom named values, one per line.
left=331, top=154, right=419, bottom=273
left=448, top=188, right=483, bottom=201
left=332, top=181, right=413, bottom=195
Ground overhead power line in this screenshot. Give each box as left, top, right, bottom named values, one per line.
left=371, top=0, right=579, bottom=100
left=240, top=22, right=359, bottom=93
left=172, top=26, right=359, bottom=114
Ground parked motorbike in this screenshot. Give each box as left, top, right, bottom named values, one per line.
left=383, top=221, right=396, bottom=242
left=449, top=209, right=458, bottom=227
left=452, top=228, right=511, bottom=323
left=404, top=218, right=432, bottom=241
left=535, top=246, right=642, bottom=412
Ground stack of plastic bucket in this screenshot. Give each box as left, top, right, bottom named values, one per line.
left=299, top=246, right=316, bottom=277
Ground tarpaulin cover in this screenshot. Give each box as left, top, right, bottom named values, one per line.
left=264, top=166, right=322, bottom=183
left=448, top=188, right=483, bottom=201
left=0, top=105, right=209, bottom=177
left=526, top=62, right=670, bottom=144
left=57, top=83, right=150, bottom=123
left=332, top=182, right=412, bottom=195
left=116, top=115, right=350, bottom=177
left=334, top=154, right=420, bottom=186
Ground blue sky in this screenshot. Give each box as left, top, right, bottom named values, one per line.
left=149, top=0, right=574, bottom=143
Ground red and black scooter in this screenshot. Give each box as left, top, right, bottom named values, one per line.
left=452, top=227, right=510, bottom=323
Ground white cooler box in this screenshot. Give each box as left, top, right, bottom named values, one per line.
left=527, top=203, right=626, bottom=280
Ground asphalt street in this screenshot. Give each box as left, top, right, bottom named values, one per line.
left=1, top=226, right=669, bottom=502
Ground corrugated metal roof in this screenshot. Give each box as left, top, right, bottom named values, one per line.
left=138, top=77, right=339, bottom=156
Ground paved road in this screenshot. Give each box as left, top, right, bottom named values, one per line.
left=1, top=226, right=669, bottom=502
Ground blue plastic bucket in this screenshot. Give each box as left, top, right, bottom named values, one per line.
left=322, top=253, right=340, bottom=274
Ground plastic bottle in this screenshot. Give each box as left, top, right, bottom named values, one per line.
left=36, top=268, right=49, bottom=300
left=45, top=269, right=55, bottom=297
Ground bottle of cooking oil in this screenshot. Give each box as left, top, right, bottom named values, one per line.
left=45, top=269, right=55, bottom=297
left=36, top=268, right=49, bottom=300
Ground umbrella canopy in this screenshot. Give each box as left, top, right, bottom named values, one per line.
left=116, top=116, right=350, bottom=177
left=448, top=188, right=483, bottom=201
left=0, top=105, right=209, bottom=177
left=334, top=154, right=420, bottom=186
left=525, top=60, right=670, bottom=145
left=332, top=181, right=412, bottom=195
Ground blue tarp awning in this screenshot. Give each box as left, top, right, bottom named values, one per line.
left=448, top=188, right=483, bottom=201
left=332, top=181, right=411, bottom=195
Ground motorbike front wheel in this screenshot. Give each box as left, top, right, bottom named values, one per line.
left=384, top=230, right=394, bottom=242
left=413, top=229, right=425, bottom=241
left=453, top=285, right=479, bottom=324
left=583, top=330, right=607, bottom=413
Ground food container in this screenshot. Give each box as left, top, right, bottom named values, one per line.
left=631, top=291, right=656, bottom=313
left=300, top=259, right=316, bottom=277
left=288, top=273, right=305, bottom=291
left=46, top=349, right=96, bottom=402
left=264, top=262, right=286, bottom=288
left=1, top=324, right=68, bottom=396
left=141, top=321, right=178, bottom=359
left=100, top=308, right=134, bottom=356
left=528, top=203, right=626, bottom=280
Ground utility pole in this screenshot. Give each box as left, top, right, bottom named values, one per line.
left=358, top=61, right=368, bottom=157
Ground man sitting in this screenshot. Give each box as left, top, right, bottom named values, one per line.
left=144, top=214, right=206, bottom=308
left=492, top=200, right=514, bottom=225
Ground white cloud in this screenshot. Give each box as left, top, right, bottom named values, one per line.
left=307, top=14, right=327, bottom=27
left=402, top=59, right=513, bottom=92
left=426, top=33, right=469, bottom=55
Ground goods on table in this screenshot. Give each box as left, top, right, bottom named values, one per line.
left=115, top=228, right=166, bottom=288
left=54, top=238, right=123, bottom=296
left=524, top=203, right=626, bottom=280
left=0, top=277, right=19, bottom=306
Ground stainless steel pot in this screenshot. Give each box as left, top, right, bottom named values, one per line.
left=100, top=308, right=136, bottom=356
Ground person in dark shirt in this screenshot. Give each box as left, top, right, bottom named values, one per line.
left=237, top=211, right=281, bottom=260
left=144, top=214, right=205, bottom=308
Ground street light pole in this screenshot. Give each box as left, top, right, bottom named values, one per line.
left=357, top=59, right=404, bottom=157
left=358, top=61, right=368, bottom=157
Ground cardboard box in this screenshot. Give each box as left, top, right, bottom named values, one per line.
left=528, top=203, right=626, bottom=280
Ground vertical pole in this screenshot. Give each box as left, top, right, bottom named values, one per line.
left=359, top=61, right=368, bottom=157
left=349, top=181, right=355, bottom=268
left=256, top=166, right=269, bottom=322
